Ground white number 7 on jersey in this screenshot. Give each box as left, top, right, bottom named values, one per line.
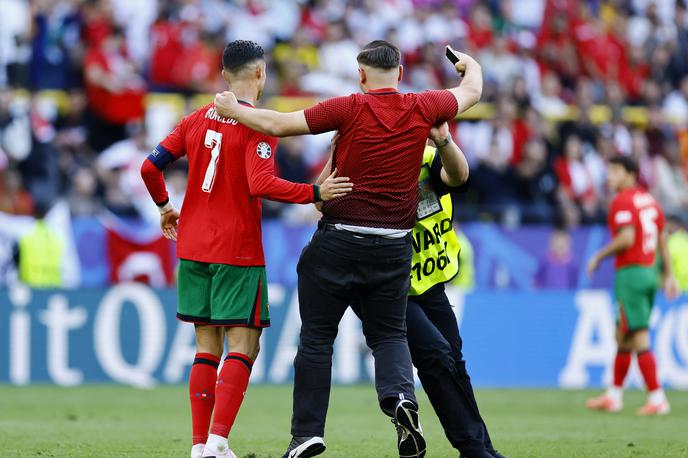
left=202, top=129, right=222, bottom=193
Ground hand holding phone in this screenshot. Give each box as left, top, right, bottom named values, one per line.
left=445, top=45, right=466, bottom=76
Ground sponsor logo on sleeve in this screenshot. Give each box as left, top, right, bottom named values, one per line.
left=614, top=210, right=632, bottom=225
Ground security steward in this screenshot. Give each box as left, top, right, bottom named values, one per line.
left=406, top=123, right=507, bottom=458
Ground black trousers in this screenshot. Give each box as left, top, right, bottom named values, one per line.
left=407, top=284, right=495, bottom=458
left=291, top=226, right=417, bottom=437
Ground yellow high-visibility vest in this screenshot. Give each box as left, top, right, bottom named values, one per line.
left=18, top=220, right=64, bottom=287
left=668, top=229, right=688, bottom=291
left=409, top=146, right=461, bottom=296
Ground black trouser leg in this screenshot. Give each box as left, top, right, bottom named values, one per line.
left=406, top=286, right=493, bottom=458
left=359, top=238, right=416, bottom=411
left=291, top=228, right=417, bottom=436
left=291, top=233, right=349, bottom=437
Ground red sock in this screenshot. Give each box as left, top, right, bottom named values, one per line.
left=612, top=351, right=631, bottom=387
left=637, top=350, right=660, bottom=392
left=210, top=352, right=253, bottom=438
left=189, top=353, right=220, bottom=445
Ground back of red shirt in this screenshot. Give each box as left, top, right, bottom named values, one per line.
left=153, top=103, right=314, bottom=266
left=608, top=187, right=665, bottom=269
left=305, top=89, right=458, bottom=229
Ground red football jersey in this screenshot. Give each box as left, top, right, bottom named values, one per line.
left=304, top=88, right=458, bottom=229
left=608, top=187, right=665, bottom=269
left=142, top=102, right=316, bottom=266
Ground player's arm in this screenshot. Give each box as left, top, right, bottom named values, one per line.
left=658, top=228, right=679, bottom=299
left=587, top=226, right=635, bottom=277
left=445, top=49, right=483, bottom=116
left=246, top=137, right=352, bottom=203
left=429, top=122, right=469, bottom=187
left=214, top=92, right=310, bottom=137
left=215, top=92, right=353, bottom=138
left=140, top=118, right=188, bottom=241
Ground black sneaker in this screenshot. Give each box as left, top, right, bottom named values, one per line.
left=489, top=450, right=508, bottom=458
left=281, top=436, right=326, bottom=458
left=392, top=399, right=426, bottom=458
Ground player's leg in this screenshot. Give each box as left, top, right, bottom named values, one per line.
left=630, top=276, right=669, bottom=415
left=358, top=237, right=425, bottom=458
left=586, top=319, right=630, bottom=412
left=178, top=260, right=219, bottom=458
left=588, top=267, right=639, bottom=412
left=189, top=325, right=224, bottom=457
left=202, top=263, right=270, bottom=457
left=405, top=293, right=493, bottom=458
left=204, top=327, right=261, bottom=457
left=283, top=229, right=350, bottom=458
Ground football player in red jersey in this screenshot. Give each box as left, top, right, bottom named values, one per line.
left=140, top=40, right=352, bottom=458
left=586, top=155, right=678, bottom=416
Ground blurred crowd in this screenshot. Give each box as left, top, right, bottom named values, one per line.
left=1, top=0, right=688, bottom=228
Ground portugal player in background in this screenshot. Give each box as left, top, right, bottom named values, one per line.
left=141, top=40, right=351, bottom=458
left=586, top=156, right=678, bottom=416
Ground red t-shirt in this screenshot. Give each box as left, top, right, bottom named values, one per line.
left=608, top=187, right=665, bottom=269
left=83, top=47, right=145, bottom=125
left=142, top=103, right=315, bottom=266
left=304, top=89, right=458, bottom=229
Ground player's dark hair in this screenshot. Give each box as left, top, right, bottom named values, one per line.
left=608, top=155, right=639, bottom=176
left=222, top=40, right=265, bottom=73
left=357, top=40, right=401, bottom=69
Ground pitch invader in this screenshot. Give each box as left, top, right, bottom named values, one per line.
left=141, top=41, right=352, bottom=458
left=586, top=156, right=678, bottom=415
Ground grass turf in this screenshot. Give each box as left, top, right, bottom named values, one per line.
left=0, top=385, right=686, bottom=457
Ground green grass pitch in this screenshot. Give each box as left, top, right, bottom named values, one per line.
left=1, top=385, right=686, bottom=457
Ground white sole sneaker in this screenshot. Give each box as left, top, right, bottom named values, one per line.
left=284, top=437, right=326, bottom=458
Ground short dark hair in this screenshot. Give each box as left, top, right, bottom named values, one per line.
left=608, top=155, right=639, bottom=176
left=222, top=40, right=264, bottom=73
left=357, top=40, right=401, bottom=69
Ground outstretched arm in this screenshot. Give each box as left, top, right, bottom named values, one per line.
left=445, top=51, right=483, bottom=116
left=214, top=92, right=310, bottom=137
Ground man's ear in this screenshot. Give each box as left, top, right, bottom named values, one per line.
left=398, top=65, right=403, bottom=82
left=256, top=63, right=263, bottom=80
left=359, top=67, right=367, bottom=85
left=221, top=69, right=230, bottom=84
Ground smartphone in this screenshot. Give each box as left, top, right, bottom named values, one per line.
left=445, top=45, right=460, bottom=65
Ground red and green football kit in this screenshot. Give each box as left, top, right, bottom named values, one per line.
left=141, top=102, right=318, bottom=326
left=608, top=187, right=665, bottom=331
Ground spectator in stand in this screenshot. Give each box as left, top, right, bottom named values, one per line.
left=0, top=169, right=34, bottom=216
left=467, top=3, right=494, bottom=50
left=0, top=0, right=31, bottom=87
left=663, top=75, right=688, bottom=125
left=533, top=73, right=569, bottom=119
left=148, top=5, right=183, bottom=91
left=653, top=142, right=688, bottom=215
left=83, top=26, right=145, bottom=152
left=515, top=139, right=558, bottom=223
left=480, top=36, right=521, bottom=94
left=555, top=134, right=601, bottom=227
left=536, top=228, right=578, bottom=288
left=67, top=167, right=101, bottom=216
left=170, top=30, right=224, bottom=94
left=29, top=0, right=81, bottom=90
left=535, top=9, right=579, bottom=89
left=462, top=98, right=519, bottom=221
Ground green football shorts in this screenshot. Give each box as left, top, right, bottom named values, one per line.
left=613, top=265, right=659, bottom=332
left=177, top=259, right=270, bottom=327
